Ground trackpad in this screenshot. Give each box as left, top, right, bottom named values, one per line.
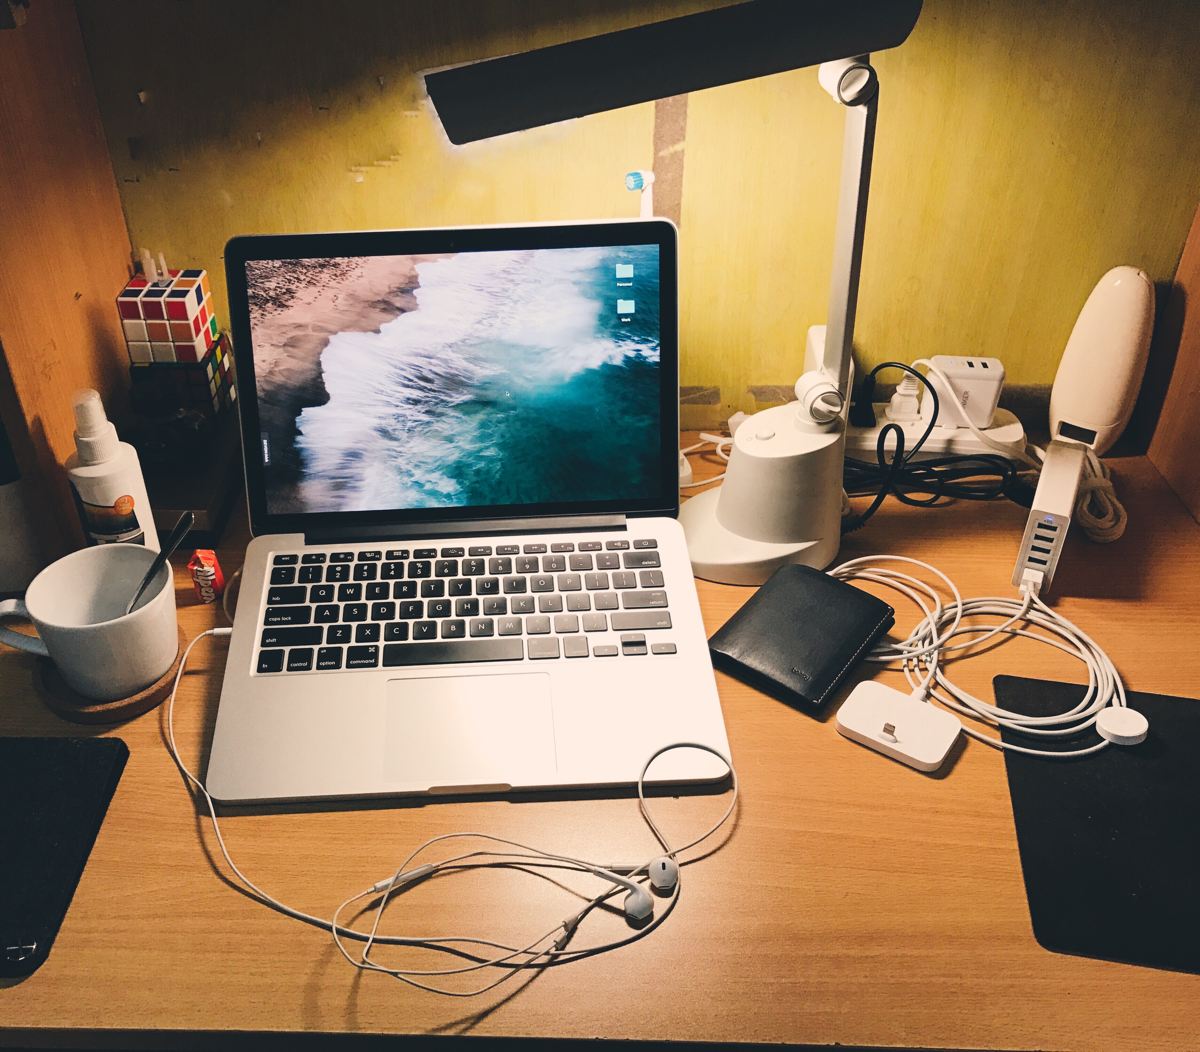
left=384, top=673, right=557, bottom=791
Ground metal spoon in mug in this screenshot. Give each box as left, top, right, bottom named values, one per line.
left=126, top=510, right=194, bottom=616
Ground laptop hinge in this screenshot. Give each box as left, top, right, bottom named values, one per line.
left=305, top=514, right=627, bottom=545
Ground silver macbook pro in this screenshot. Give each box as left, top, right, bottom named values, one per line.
left=207, top=220, right=730, bottom=803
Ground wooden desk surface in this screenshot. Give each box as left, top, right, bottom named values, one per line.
left=3, top=451, right=1199, bottom=1051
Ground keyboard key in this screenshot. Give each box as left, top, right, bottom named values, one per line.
left=569, top=553, right=594, bottom=571
left=455, top=597, right=479, bottom=617
left=556, top=573, right=582, bottom=591
left=343, top=603, right=368, bottom=622
left=523, top=543, right=547, bottom=554
left=593, top=645, right=618, bottom=657
left=621, top=590, right=668, bottom=609
left=326, top=564, right=350, bottom=582
left=435, top=559, right=459, bottom=577
left=566, top=594, right=591, bottom=612
left=582, top=613, right=607, bottom=632
left=564, top=637, right=589, bottom=658
left=372, top=601, right=396, bottom=620
left=584, top=572, right=610, bottom=590
left=526, top=615, right=551, bottom=635
left=353, top=563, right=377, bottom=581
left=272, top=553, right=299, bottom=565
left=408, top=560, right=431, bottom=579
left=428, top=599, right=452, bottom=618
left=337, top=583, right=362, bottom=602
left=496, top=544, right=519, bottom=555
left=621, top=635, right=647, bottom=656
left=346, top=645, right=379, bottom=669
left=267, top=585, right=306, bottom=605
left=414, top=548, right=437, bottom=559
left=286, top=648, right=314, bottom=671
left=327, top=624, right=352, bottom=644
left=516, top=556, right=539, bottom=574
left=503, top=576, right=527, bottom=594
left=633, top=538, right=658, bottom=549
left=420, top=579, right=446, bottom=598
left=366, top=582, right=390, bottom=600
left=498, top=617, right=523, bottom=636
left=440, top=547, right=464, bottom=558
left=476, top=577, right=500, bottom=595
left=610, top=611, right=673, bottom=631
left=264, top=606, right=311, bottom=626
left=469, top=618, right=494, bottom=637
left=553, top=614, right=579, bottom=634
left=316, top=646, right=343, bottom=670
left=315, top=604, right=340, bottom=624
left=605, top=539, right=630, bottom=550
left=413, top=621, right=438, bottom=640
left=511, top=596, right=535, bottom=614
left=538, top=594, right=563, bottom=613
left=578, top=541, right=602, bottom=552
left=594, top=592, right=619, bottom=611
left=449, top=579, right=472, bottom=597
left=482, top=597, right=507, bottom=616
left=356, top=623, right=381, bottom=643
left=310, top=584, right=335, bottom=603
left=623, top=551, right=661, bottom=568
left=530, top=575, right=554, bottom=593
left=462, top=558, right=486, bottom=576
left=468, top=545, right=492, bottom=556
left=330, top=551, right=354, bottom=563
left=527, top=637, right=559, bottom=659
left=384, top=622, right=410, bottom=642
left=393, top=580, right=417, bottom=599
left=299, top=565, right=323, bottom=584
left=302, top=552, right=328, bottom=564
left=441, top=619, right=466, bottom=639
left=257, top=649, right=285, bottom=673
left=381, top=561, right=405, bottom=579
left=270, top=566, right=296, bottom=585
left=386, top=548, right=410, bottom=560
left=639, top=570, right=665, bottom=588
left=489, top=557, right=513, bottom=575
left=542, top=555, right=566, bottom=572
left=596, top=553, right=620, bottom=570
left=357, top=550, right=382, bottom=561
left=651, top=643, right=677, bottom=655
left=611, top=572, right=637, bottom=589
left=399, top=600, right=424, bottom=619
left=551, top=542, right=575, bottom=553
left=261, top=626, right=323, bottom=648
left=382, top=639, right=524, bottom=666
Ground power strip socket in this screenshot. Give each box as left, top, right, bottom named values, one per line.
left=846, top=404, right=1028, bottom=461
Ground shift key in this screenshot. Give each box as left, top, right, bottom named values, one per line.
left=609, top=611, right=672, bottom=631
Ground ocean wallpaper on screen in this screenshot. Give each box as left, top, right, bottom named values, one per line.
left=253, top=245, right=663, bottom=515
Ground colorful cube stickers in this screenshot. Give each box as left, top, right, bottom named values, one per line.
left=129, top=333, right=236, bottom=418
left=116, top=267, right=220, bottom=367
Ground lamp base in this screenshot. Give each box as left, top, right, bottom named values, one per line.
left=679, top=487, right=838, bottom=586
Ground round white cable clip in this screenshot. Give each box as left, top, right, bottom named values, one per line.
left=1096, top=706, right=1149, bottom=746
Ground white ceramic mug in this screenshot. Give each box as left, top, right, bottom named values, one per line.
left=0, top=544, right=178, bottom=702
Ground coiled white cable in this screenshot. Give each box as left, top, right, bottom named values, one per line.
left=679, top=432, right=733, bottom=488
left=829, top=555, right=1132, bottom=758
left=165, top=629, right=737, bottom=996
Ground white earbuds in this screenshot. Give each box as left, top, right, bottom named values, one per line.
left=648, top=856, right=680, bottom=895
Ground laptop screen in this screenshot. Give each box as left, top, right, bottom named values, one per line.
left=226, top=223, right=678, bottom=534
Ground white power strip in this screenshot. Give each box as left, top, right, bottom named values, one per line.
left=845, top=404, right=1028, bottom=461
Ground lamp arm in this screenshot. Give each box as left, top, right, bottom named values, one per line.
left=814, top=57, right=879, bottom=411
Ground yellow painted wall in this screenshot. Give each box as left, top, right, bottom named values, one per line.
left=77, top=0, right=1200, bottom=424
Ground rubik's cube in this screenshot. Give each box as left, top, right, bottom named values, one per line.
left=116, top=268, right=219, bottom=364
left=129, top=332, right=237, bottom=417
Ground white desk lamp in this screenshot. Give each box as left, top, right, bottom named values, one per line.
left=678, top=56, right=879, bottom=584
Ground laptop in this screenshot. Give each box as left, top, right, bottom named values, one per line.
left=207, top=220, right=731, bottom=804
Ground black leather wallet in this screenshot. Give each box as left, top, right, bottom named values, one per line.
left=708, top=564, right=894, bottom=712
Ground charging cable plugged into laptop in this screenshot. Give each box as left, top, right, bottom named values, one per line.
left=165, top=627, right=737, bottom=996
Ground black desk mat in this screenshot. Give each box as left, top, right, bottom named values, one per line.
left=995, top=675, right=1200, bottom=973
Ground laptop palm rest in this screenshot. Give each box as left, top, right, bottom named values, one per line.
left=384, top=673, right=557, bottom=792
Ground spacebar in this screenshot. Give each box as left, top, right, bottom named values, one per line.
left=382, top=639, right=525, bottom=666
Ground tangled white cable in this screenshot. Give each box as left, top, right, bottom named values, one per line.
left=166, top=629, right=737, bottom=997
left=679, top=431, right=733, bottom=488
left=829, top=555, right=1145, bottom=758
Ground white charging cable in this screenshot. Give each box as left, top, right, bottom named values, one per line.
left=165, top=629, right=737, bottom=996
left=829, top=555, right=1144, bottom=757
left=680, top=431, right=734, bottom=488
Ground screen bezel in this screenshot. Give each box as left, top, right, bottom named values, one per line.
left=225, top=221, right=679, bottom=539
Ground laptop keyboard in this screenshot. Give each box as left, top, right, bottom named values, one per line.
left=254, top=538, right=677, bottom=674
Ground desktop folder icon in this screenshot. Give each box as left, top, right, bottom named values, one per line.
left=615, top=263, right=634, bottom=279
left=617, top=299, right=635, bottom=314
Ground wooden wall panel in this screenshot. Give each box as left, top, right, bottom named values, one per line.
left=0, top=0, right=134, bottom=555
left=1148, top=203, right=1200, bottom=523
